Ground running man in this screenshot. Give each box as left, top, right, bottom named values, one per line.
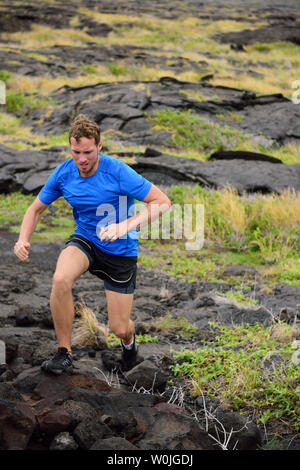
left=14, top=114, right=171, bottom=374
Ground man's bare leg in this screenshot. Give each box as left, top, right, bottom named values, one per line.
left=105, top=290, right=139, bottom=370
left=105, top=290, right=135, bottom=345
left=50, top=245, right=89, bottom=354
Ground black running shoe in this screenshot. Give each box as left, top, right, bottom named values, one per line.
left=41, top=347, right=73, bottom=375
left=121, top=334, right=138, bottom=372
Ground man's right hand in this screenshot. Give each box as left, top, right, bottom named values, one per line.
left=14, top=240, right=31, bottom=261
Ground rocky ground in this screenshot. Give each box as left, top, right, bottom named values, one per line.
left=0, top=227, right=299, bottom=451
left=0, top=0, right=300, bottom=452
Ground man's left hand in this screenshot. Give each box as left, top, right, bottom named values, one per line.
left=99, top=221, right=128, bottom=242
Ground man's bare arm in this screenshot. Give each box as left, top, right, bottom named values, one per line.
left=14, top=196, right=48, bottom=261
left=127, top=184, right=171, bottom=232
left=100, top=184, right=171, bottom=242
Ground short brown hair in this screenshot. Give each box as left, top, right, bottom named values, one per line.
left=69, top=114, right=101, bottom=145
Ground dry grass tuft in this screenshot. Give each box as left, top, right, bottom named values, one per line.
left=270, top=322, right=299, bottom=344
left=258, top=188, right=300, bottom=230
left=2, top=24, right=95, bottom=48
left=6, top=73, right=103, bottom=95
left=72, top=302, right=108, bottom=348
left=159, top=286, right=170, bottom=299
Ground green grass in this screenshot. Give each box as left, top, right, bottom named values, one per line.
left=216, top=111, right=244, bottom=123
left=0, top=192, right=75, bottom=242
left=0, top=112, right=21, bottom=136
left=139, top=248, right=219, bottom=283
left=216, top=288, right=259, bottom=307
left=0, top=114, right=70, bottom=149
left=0, top=192, right=36, bottom=224
left=138, top=183, right=300, bottom=288
left=5, top=91, right=28, bottom=114
left=151, top=109, right=249, bottom=153
left=247, top=41, right=300, bottom=57
left=80, top=64, right=98, bottom=75
left=45, top=131, right=70, bottom=148
left=0, top=70, right=11, bottom=82
left=108, top=62, right=128, bottom=76
left=153, top=312, right=198, bottom=340
left=139, top=240, right=300, bottom=289
left=107, top=332, right=158, bottom=348
left=170, top=321, right=300, bottom=431
left=166, top=184, right=300, bottom=259
left=5, top=91, right=54, bottom=117
left=149, top=107, right=300, bottom=165
left=263, top=143, right=300, bottom=165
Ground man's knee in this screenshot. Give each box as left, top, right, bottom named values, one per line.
left=52, top=271, right=73, bottom=294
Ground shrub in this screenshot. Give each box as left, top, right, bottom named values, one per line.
left=0, top=70, right=11, bottom=82
left=108, top=63, right=128, bottom=76
left=5, top=91, right=53, bottom=116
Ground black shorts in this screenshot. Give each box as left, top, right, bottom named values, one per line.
left=65, top=234, right=137, bottom=294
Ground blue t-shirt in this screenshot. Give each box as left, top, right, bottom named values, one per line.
left=38, top=154, right=152, bottom=256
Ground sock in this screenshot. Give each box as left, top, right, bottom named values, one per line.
left=122, top=335, right=135, bottom=350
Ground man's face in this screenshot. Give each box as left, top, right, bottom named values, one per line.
left=70, top=136, right=102, bottom=177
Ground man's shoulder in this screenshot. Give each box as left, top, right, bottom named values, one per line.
left=100, top=152, right=123, bottom=166
left=99, top=152, right=127, bottom=175
left=53, top=158, right=76, bottom=178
